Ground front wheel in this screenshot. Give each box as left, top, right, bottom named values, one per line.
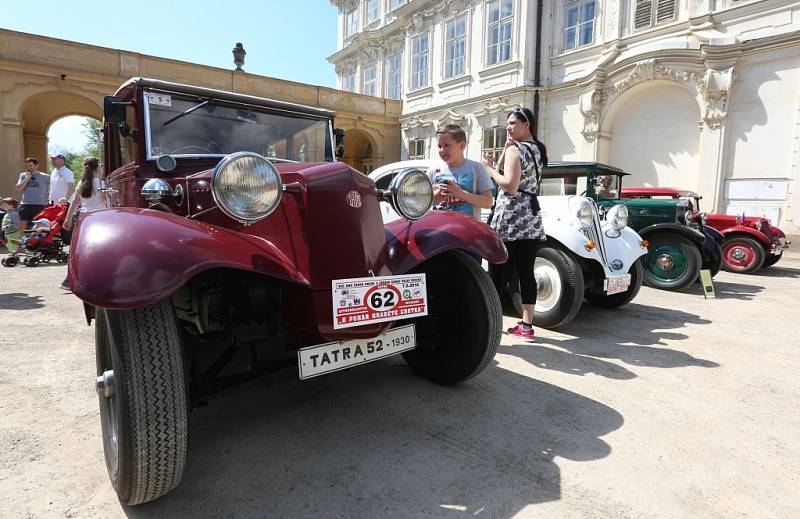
left=721, top=236, right=766, bottom=274
left=403, top=251, right=502, bottom=385
left=96, top=299, right=188, bottom=505
left=643, top=234, right=701, bottom=291
left=532, top=246, right=585, bottom=329
left=585, top=260, right=643, bottom=308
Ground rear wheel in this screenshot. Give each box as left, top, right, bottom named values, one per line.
left=722, top=236, right=766, bottom=274
left=643, top=234, right=701, bottom=291
left=585, top=260, right=643, bottom=308
left=2, top=256, right=19, bottom=267
left=403, top=251, right=501, bottom=385
left=96, top=299, right=188, bottom=505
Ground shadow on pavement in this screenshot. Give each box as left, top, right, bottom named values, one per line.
left=684, top=279, right=764, bottom=300
left=0, top=292, right=45, bottom=310
left=751, top=265, right=800, bottom=279
left=506, top=304, right=717, bottom=374
left=124, top=360, right=624, bottom=518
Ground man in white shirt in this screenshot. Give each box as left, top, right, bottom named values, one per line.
left=49, top=153, right=74, bottom=205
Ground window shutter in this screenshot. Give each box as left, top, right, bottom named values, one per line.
left=655, top=0, right=676, bottom=23
left=634, top=0, right=653, bottom=29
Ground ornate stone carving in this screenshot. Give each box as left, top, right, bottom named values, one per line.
left=436, top=0, right=472, bottom=17
left=436, top=109, right=468, bottom=127
left=401, top=115, right=435, bottom=131
left=473, top=96, right=515, bottom=117
left=700, top=67, right=735, bottom=128
left=605, top=59, right=703, bottom=97
left=580, top=88, right=607, bottom=142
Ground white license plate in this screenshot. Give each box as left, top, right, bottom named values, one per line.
left=605, top=273, right=631, bottom=295
left=332, top=274, right=427, bottom=330
left=298, top=324, right=416, bottom=380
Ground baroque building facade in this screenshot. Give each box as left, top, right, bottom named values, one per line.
left=329, top=0, right=800, bottom=231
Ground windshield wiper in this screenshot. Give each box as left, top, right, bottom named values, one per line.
left=162, top=99, right=211, bottom=127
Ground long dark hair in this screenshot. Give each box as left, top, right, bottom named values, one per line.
left=80, top=157, right=100, bottom=198
left=508, top=107, right=548, bottom=167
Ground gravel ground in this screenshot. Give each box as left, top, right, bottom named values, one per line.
left=1, top=253, right=798, bottom=518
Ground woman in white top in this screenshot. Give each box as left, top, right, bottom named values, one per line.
left=61, top=157, right=108, bottom=290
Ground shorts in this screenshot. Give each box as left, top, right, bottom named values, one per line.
left=19, top=204, right=46, bottom=223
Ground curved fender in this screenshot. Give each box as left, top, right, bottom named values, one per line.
left=701, top=226, right=723, bottom=274
left=717, top=225, right=771, bottom=248
left=599, top=226, right=648, bottom=275
left=382, top=211, right=507, bottom=274
left=68, top=208, right=308, bottom=309
left=638, top=223, right=705, bottom=246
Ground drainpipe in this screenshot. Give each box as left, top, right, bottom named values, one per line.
left=533, top=0, right=543, bottom=132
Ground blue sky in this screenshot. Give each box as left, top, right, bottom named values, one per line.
left=3, top=0, right=340, bottom=151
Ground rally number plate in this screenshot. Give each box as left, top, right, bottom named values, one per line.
left=605, top=273, right=632, bottom=295
left=298, top=324, right=416, bottom=380
left=332, top=274, right=427, bottom=330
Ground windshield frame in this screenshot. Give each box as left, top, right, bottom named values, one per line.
left=142, top=88, right=335, bottom=162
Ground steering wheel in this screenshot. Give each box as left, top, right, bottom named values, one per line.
left=161, top=134, right=224, bottom=155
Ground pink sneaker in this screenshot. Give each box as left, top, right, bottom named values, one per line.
left=506, top=322, right=535, bottom=342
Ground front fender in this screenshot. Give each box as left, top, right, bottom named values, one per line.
left=718, top=225, right=772, bottom=247
left=383, top=211, right=507, bottom=274
left=68, top=208, right=308, bottom=309
left=638, top=223, right=705, bottom=246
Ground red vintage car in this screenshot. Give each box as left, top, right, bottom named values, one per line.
left=69, top=78, right=507, bottom=505
left=621, top=187, right=790, bottom=273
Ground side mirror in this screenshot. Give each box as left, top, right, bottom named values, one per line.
left=333, top=128, right=345, bottom=159
left=104, top=96, right=129, bottom=124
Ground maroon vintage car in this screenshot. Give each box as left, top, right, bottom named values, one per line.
left=69, top=78, right=507, bottom=505
left=621, top=187, right=790, bottom=273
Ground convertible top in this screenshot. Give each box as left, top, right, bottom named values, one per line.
left=542, top=162, right=629, bottom=176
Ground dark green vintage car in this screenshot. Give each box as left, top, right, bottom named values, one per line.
left=539, top=162, right=723, bottom=291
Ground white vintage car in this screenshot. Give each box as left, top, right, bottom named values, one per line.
left=370, top=160, right=649, bottom=329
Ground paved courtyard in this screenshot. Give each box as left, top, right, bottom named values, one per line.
left=1, top=253, right=799, bottom=518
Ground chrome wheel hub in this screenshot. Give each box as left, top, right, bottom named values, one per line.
left=96, top=369, right=114, bottom=398
left=657, top=254, right=675, bottom=271
left=731, top=247, right=747, bottom=261
left=534, top=258, right=562, bottom=313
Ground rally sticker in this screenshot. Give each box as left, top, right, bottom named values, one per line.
left=332, top=274, right=427, bottom=329
left=147, top=93, right=172, bottom=107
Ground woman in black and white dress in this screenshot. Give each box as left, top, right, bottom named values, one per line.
left=483, top=107, right=547, bottom=342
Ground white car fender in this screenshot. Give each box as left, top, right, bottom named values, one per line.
left=598, top=225, right=648, bottom=276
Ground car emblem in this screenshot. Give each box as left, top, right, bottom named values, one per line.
left=346, top=191, right=362, bottom=208
left=610, top=259, right=624, bottom=271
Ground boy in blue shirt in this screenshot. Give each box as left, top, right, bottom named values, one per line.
left=427, top=124, right=493, bottom=219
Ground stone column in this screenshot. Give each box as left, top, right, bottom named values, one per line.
left=1, top=117, right=25, bottom=195
left=697, top=66, right=736, bottom=213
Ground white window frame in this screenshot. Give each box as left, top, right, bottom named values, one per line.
left=481, top=126, right=506, bottom=162
left=410, top=32, right=430, bottom=90
left=386, top=52, right=403, bottom=99
left=343, top=70, right=356, bottom=92
left=443, top=13, right=469, bottom=79
left=345, top=7, right=359, bottom=37
left=362, top=63, right=377, bottom=96
left=562, top=0, right=596, bottom=52
left=366, top=0, right=380, bottom=23
left=633, top=0, right=677, bottom=31
left=408, top=138, right=426, bottom=160
left=486, top=0, right=514, bottom=66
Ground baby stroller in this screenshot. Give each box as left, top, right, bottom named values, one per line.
left=2, top=203, right=69, bottom=267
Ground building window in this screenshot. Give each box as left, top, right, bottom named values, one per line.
left=363, top=63, right=377, bottom=96
left=386, top=53, right=403, bottom=99
left=486, top=0, right=513, bottom=66
left=408, top=138, right=426, bottom=159
left=343, top=71, right=356, bottom=92
left=482, top=127, right=506, bottom=162
left=444, top=14, right=468, bottom=79
left=366, top=0, right=380, bottom=23
left=388, top=0, right=406, bottom=12
left=345, top=7, right=359, bottom=37
left=563, top=0, right=595, bottom=51
left=634, top=0, right=677, bottom=30
left=411, top=33, right=429, bottom=90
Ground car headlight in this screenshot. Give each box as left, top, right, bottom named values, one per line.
left=577, top=202, right=593, bottom=229
left=607, top=204, right=628, bottom=230
left=388, top=169, right=434, bottom=220
left=211, top=152, right=282, bottom=224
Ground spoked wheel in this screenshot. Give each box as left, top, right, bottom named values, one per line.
left=585, top=260, right=643, bottom=308
left=23, top=257, right=39, bottom=267
left=95, top=299, right=188, bottom=505
left=643, top=234, right=701, bottom=291
left=532, top=246, right=585, bottom=329
left=721, top=236, right=765, bottom=274
left=2, top=256, right=19, bottom=267
left=403, top=251, right=502, bottom=385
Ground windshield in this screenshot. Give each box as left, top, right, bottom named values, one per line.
left=144, top=91, right=333, bottom=162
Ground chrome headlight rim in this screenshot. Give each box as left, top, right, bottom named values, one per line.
left=680, top=209, right=693, bottom=225
left=576, top=201, right=593, bottom=230
left=697, top=212, right=708, bottom=226
left=388, top=168, right=434, bottom=221
left=608, top=204, right=628, bottom=230
left=211, top=152, right=283, bottom=224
